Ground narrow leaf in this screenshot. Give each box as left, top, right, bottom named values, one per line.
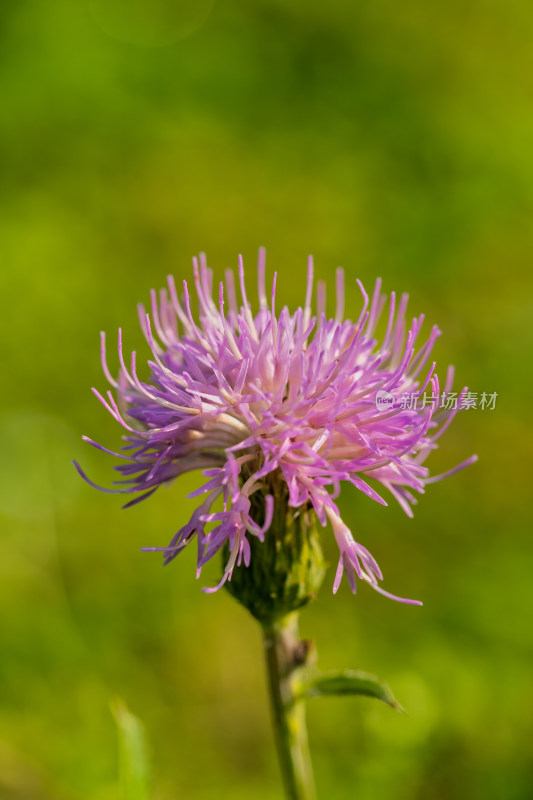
left=111, top=698, right=151, bottom=800
left=299, top=670, right=404, bottom=712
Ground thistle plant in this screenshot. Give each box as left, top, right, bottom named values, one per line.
left=76, top=251, right=476, bottom=799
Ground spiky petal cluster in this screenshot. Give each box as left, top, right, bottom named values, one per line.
left=75, top=251, right=476, bottom=602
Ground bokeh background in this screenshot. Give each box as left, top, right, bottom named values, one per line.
left=1, top=1, right=532, bottom=798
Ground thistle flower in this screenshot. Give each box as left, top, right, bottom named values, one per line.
left=75, top=251, right=476, bottom=604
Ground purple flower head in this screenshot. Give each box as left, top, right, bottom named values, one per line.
left=75, top=251, right=477, bottom=604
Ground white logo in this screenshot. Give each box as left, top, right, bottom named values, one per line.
left=375, top=390, right=395, bottom=411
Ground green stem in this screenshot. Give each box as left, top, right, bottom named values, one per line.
left=262, top=614, right=316, bottom=800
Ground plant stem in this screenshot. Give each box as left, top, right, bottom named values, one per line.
left=262, top=613, right=316, bottom=800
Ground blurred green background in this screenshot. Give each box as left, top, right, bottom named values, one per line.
left=1, top=1, right=532, bottom=798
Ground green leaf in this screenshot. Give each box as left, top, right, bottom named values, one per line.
left=298, top=670, right=404, bottom=712
left=111, top=699, right=152, bottom=800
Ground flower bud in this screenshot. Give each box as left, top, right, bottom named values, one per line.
left=224, top=484, right=326, bottom=624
